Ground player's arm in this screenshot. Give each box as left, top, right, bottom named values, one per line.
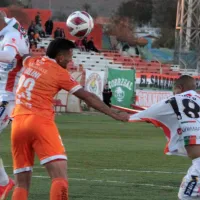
left=129, top=99, right=169, bottom=123
left=59, top=71, right=129, bottom=122
left=0, top=45, right=16, bottom=63
left=0, top=32, right=22, bottom=63
left=74, top=88, right=129, bottom=121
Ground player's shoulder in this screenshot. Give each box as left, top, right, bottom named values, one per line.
left=23, top=56, right=42, bottom=66
left=4, top=29, right=20, bottom=40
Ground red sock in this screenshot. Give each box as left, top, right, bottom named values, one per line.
left=12, top=187, right=28, bottom=200
left=50, top=178, right=68, bottom=200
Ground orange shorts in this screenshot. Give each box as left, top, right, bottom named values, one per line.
left=11, top=115, right=67, bottom=174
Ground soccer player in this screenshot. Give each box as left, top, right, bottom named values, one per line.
left=0, top=12, right=29, bottom=199
left=11, top=38, right=129, bottom=200
left=129, top=75, right=200, bottom=200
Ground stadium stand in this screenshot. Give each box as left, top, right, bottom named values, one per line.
left=30, top=37, right=200, bottom=77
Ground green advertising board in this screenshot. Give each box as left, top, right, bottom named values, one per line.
left=108, top=68, right=135, bottom=108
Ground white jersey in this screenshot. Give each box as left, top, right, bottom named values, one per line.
left=129, top=90, right=200, bottom=157
left=0, top=17, right=29, bottom=102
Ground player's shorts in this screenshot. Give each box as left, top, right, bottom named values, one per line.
left=11, top=114, right=67, bottom=174
left=178, top=158, right=200, bottom=200
left=0, top=101, right=15, bottom=134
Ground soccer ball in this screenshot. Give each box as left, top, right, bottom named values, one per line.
left=66, top=11, right=94, bottom=38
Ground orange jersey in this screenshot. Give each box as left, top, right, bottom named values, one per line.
left=12, top=56, right=81, bottom=119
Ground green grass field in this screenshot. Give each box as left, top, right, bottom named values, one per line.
left=1, top=113, right=191, bottom=200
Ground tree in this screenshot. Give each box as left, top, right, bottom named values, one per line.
left=82, top=3, right=91, bottom=12
left=117, top=0, right=153, bottom=25
left=0, top=0, right=10, bottom=7
left=153, top=0, right=177, bottom=28
left=53, top=11, right=68, bottom=22
left=152, top=0, right=177, bottom=49
left=82, top=3, right=98, bottom=19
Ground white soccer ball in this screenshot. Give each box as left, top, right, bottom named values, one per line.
left=66, top=11, right=94, bottom=38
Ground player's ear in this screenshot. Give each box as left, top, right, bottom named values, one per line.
left=173, top=85, right=182, bottom=95
left=57, top=54, right=64, bottom=63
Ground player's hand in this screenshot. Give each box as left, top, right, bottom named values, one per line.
left=111, top=112, right=130, bottom=122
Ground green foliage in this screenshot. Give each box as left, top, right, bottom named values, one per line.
left=0, top=0, right=10, bottom=7
left=153, top=28, right=175, bottom=49
left=117, top=0, right=153, bottom=25
left=153, top=0, right=177, bottom=28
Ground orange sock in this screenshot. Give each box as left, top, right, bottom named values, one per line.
left=50, top=178, right=68, bottom=200
left=12, top=187, right=28, bottom=200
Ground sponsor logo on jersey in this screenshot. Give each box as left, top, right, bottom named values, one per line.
left=177, top=128, right=182, bottom=135
left=182, top=127, right=200, bottom=132
left=181, top=121, right=196, bottom=124
left=184, top=176, right=198, bottom=196
left=0, top=35, right=4, bottom=41
left=0, top=101, right=8, bottom=118
left=12, top=38, right=16, bottom=44
left=0, top=61, right=15, bottom=71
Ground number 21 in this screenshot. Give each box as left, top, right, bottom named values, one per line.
left=16, top=75, right=35, bottom=101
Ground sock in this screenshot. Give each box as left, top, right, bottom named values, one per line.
left=0, top=158, right=9, bottom=186
left=50, top=178, right=68, bottom=200
left=12, top=187, right=28, bottom=200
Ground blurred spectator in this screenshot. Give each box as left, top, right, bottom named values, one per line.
left=28, top=21, right=36, bottom=36
left=61, top=29, right=65, bottom=38
left=122, top=43, right=130, bottom=52
left=87, top=37, right=100, bottom=53
left=45, top=18, right=53, bottom=35
left=75, top=39, right=85, bottom=51
left=29, top=32, right=37, bottom=49
left=54, top=28, right=62, bottom=38
left=35, top=21, right=45, bottom=38
left=34, top=33, right=41, bottom=43
left=35, top=12, right=41, bottom=24
left=103, top=84, right=112, bottom=107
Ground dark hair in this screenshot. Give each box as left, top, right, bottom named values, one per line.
left=174, top=75, right=196, bottom=90
left=46, top=38, right=75, bottom=59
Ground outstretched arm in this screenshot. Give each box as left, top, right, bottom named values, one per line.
left=74, top=88, right=129, bottom=122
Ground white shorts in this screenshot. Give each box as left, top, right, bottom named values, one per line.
left=0, top=101, right=15, bottom=134
left=178, top=158, right=200, bottom=200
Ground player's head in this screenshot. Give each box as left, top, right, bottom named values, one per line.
left=0, top=11, right=6, bottom=30
left=46, top=38, right=75, bottom=69
left=173, top=75, right=196, bottom=95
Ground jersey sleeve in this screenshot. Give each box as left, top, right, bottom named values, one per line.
left=57, top=69, right=82, bottom=93
left=129, top=99, right=172, bottom=125
left=3, top=32, right=29, bottom=56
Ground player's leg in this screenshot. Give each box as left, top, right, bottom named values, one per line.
left=11, top=115, right=34, bottom=200
left=11, top=172, right=32, bottom=200
left=178, top=160, right=200, bottom=200
left=45, top=160, right=68, bottom=200
left=0, top=101, right=15, bottom=199
left=32, top=116, right=68, bottom=200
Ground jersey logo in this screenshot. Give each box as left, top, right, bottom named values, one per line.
left=12, top=38, right=16, bottom=44
left=0, top=101, right=8, bottom=118
left=0, top=61, right=15, bottom=71
left=184, top=176, right=198, bottom=196
left=0, top=35, right=4, bottom=41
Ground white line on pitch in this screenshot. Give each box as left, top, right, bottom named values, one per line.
left=32, top=175, right=177, bottom=189
left=5, top=166, right=185, bottom=175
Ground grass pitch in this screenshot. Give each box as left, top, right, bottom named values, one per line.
left=1, top=114, right=190, bottom=200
